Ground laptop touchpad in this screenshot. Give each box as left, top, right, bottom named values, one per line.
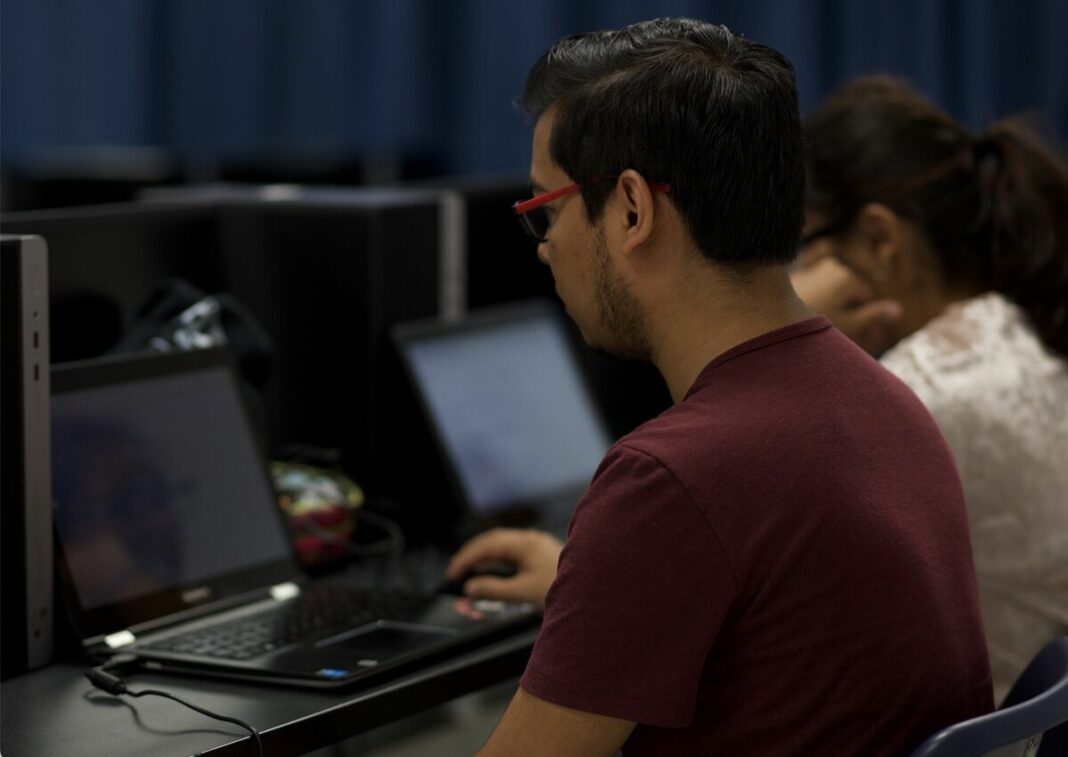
left=318, top=621, right=457, bottom=662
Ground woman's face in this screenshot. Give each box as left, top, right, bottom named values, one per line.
left=800, top=211, right=887, bottom=297
left=799, top=204, right=964, bottom=350
left=794, top=211, right=906, bottom=354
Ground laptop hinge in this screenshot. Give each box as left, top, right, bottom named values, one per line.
left=270, top=582, right=301, bottom=601
left=104, top=630, right=137, bottom=649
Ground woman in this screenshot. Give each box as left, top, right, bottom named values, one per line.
left=794, top=75, right=1068, bottom=701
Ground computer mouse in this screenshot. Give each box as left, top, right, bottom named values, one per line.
left=437, top=562, right=517, bottom=596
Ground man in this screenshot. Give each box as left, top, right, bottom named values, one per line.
left=446, top=19, right=992, bottom=755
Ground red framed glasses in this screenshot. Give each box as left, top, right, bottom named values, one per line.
left=512, top=178, right=672, bottom=242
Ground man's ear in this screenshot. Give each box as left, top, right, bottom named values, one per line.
left=852, top=203, right=906, bottom=284
left=614, top=169, right=656, bottom=254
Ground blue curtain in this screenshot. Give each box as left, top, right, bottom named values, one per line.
left=2, top=0, right=1066, bottom=176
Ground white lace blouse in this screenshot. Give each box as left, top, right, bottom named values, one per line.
left=881, top=291, right=1068, bottom=702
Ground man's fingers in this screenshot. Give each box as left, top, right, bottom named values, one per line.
left=446, top=528, right=528, bottom=579
left=445, top=528, right=562, bottom=609
left=464, top=574, right=541, bottom=605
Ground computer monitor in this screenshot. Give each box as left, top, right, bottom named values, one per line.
left=0, top=234, right=53, bottom=679
left=393, top=300, right=611, bottom=534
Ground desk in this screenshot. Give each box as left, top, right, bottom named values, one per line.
left=1, top=627, right=536, bottom=756
left=1, top=547, right=538, bottom=756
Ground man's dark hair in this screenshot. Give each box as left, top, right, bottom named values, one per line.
left=521, top=18, right=803, bottom=268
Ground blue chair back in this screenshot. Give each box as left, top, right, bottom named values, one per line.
left=910, top=636, right=1068, bottom=756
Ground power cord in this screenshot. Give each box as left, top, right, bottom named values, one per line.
left=85, top=665, right=264, bottom=756
left=300, top=507, right=406, bottom=559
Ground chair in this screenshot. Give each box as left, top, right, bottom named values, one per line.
left=910, top=636, right=1068, bottom=756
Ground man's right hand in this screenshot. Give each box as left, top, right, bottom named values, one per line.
left=445, top=528, right=563, bottom=609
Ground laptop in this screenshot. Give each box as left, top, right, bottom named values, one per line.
left=49, top=347, right=538, bottom=689
left=391, top=300, right=614, bottom=537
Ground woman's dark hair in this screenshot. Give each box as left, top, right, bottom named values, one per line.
left=804, top=75, right=1068, bottom=357
left=521, top=18, right=804, bottom=269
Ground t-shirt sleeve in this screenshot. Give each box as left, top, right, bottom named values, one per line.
left=520, top=443, right=736, bottom=728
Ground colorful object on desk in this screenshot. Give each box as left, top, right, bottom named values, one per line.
left=271, top=461, right=364, bottom=568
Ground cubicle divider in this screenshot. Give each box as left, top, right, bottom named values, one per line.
left=1, top=190, right=446, bottom=536
left=0, top=203, right=225, bottom=362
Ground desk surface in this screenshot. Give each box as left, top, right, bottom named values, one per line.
left=1, top=549, right=538, bottom=756
left=1, top=627, right=536, bottom=757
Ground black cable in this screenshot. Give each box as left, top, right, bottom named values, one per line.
left=126, top=688, right=263, bottom=755
left=303, top=508, right=405, bottom=559
left=85, top=668, right=264, bottom=756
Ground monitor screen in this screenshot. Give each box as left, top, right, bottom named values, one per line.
left=401, top=310, right=611, bottom=514
left=51, top=364, right=293, bottom=611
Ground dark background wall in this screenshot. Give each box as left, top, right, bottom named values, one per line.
left=4, top=0, right=1065, bottom=539
left=3, top=0, right=1066, bottom=198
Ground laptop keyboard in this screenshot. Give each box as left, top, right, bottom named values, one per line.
left=141, top=586, right=431, bottom=661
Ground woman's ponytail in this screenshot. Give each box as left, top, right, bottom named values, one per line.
left=977, top=120, right=1068, bottom=357
left=804, top=76, right=1068, bottom=358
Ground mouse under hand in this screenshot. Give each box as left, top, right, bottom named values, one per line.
left=437, top=562, right=517, bottom=596
left=443, top=528, right=563, bottom=608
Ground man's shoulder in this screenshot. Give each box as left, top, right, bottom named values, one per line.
left=605, top=325, right=958, bottom=511
left=615, top=329, right=884, bottom=457
left=610, top=399, right=732, bottom=468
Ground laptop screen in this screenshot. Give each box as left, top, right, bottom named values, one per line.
left=51, top=350, right=296, bottom=635
left=394, top=302, right=612, bottom=517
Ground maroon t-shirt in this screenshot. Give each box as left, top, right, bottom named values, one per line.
left=521, top=317, right=992, bottom=755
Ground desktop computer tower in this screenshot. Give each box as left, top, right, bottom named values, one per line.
left=0, top=234, right=53, bottom=679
